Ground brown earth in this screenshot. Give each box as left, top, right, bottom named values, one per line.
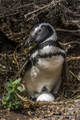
left=0, top=0, right=80, bottom=119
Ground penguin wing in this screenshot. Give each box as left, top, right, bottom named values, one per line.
left=62, top=58, right=69, bottom=82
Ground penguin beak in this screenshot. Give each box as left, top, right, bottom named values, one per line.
left=25, top=34, right=37, bottom=47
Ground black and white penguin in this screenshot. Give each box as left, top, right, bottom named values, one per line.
left=23, top=22, right=67, bottom=101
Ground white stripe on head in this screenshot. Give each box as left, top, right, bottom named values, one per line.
left=39, top=23, right=55, bottom=32
left=31, top=26, right=40, bottom=35
left=40, top=23, right=57, bottom=41
left=42, top=34, right=56, bottom=43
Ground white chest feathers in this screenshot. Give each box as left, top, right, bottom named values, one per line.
left=31, top=45, right=65, bottom=73
left=37, top=56, right=64, bottom=70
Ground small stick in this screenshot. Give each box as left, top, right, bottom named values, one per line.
left=67, top=56, right=80, bottom=61
left=15, top=54, right=31, bottom=79
left=56, top=28, right=80, bottom=33
left=59, top=41, right=80, bottom=46
left=69, top=70, right=80, bottom=81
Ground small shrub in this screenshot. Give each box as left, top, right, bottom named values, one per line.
left=2, top=78, right=24, bottom=110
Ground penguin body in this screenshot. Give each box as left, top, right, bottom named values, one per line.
left=23, top=22, right=66, bottom=100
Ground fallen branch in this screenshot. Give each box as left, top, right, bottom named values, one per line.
left=56, top=28, right=80, bottom=33
left=59, top=41, right=80, bottom=46
left=67, top=56, right=80, bottom=61
left=16, top=93, right=34, bottom=106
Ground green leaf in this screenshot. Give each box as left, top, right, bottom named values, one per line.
left=4, top=82, right=11, bottom=87
left=12, top=60, right=16, bottom=64
left=15, top=104, right=19, bottom=109
left=6, top=87, right=13, bottom=91
left=8, top=88, right=14, bottom=94
left=2, top=97, right=7, bottom=105
left=8, top=101, right=12, bottom=108
left=2, top=94, right=10, bottom=102
left=7, top=107, right=10, bottom=111
left=9, top=79, right=13, bottom=84
left=13, top=78, right=21, bottom=85
left=17, top=86, right=24, bottom=92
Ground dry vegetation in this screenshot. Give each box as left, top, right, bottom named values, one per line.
left=0, top=0, right=80, bottom=119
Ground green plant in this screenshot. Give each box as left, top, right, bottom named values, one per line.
left=2, top=78, right=24, bottom=110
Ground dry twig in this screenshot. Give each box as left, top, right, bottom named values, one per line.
left=69, top=70, right=80, bottom=81
left=67, top=56, right=80, bottom=61
left=24, top=0, right=63, bottom=18
left=13, top=44, right=21, bottom=71
left=56, top=28, right=80, bottom=33
left=59, top=41, right=80, bottom=46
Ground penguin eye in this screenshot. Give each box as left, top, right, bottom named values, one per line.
left=38, top=29, right=41, bottom=32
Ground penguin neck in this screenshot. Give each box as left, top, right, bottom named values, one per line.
left=30, top=39, right=65, bottom=59
left=41, top=34, right=57, bottom=43
left=38, top=40, right=58, bottom=49
left=37, top=33, right=58, bottom=49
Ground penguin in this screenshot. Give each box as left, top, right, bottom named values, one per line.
left=23, top=21, right=68, bottom=101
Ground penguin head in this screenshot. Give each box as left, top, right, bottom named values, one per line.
left=25, top=22, right=57, bottom=46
